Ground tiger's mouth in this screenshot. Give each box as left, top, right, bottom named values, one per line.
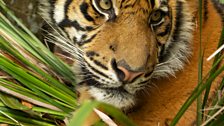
left=81, top=73, right=131, bottom=93
left=81, top=67, right=150, bottom=92
left=79, top=61, right=153, bottom=91
left=84, top=79, right=138, bottom=111
left=77, top=69, right=139, bottom=110
left=77, top=57, right=154, bottom=110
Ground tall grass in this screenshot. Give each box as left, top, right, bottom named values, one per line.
left=0, top=0, right=135, bottom=125
left=170, top=0, right=224, bottom=125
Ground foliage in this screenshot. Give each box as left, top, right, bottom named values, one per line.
left=0, top=0, right=135, bottom=125
left=170, top=0, right=224, bottom=125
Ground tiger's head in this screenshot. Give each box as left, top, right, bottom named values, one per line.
left=40, top=0, right=193, bottom=110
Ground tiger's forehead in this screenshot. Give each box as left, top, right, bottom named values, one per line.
left=116, top=0, right=165, bottom=9
left=54, top=0, right=164, bottom=12
left=117, top=0, right=152, bottom=10
left=111, top=0, right=168, bottom=17
left=53, top=0, right=163, bottom=6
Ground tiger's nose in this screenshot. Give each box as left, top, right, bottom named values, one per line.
left=117, top=66, right=144, bottom=82
left=111, top=60, right=144, bottom=83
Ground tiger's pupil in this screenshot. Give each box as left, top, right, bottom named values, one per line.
left=99, top=0, right=112, bottom=10
left=151, top=11, right=162, bottom=23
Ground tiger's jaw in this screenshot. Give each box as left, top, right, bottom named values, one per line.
left=76, top=75, right=137, bottom=110
left=88, top=86, right=136, bottom=111
left=76, top=65, right=152, bottom=111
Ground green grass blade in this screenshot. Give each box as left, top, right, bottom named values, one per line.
left=0, top=62, right=74, bottom=113
left=68, top=101, right=136, bottom=126
left=207, top=78, right=224, bottom=118
left=0, top=92, right=29, bottom=110
left=202, top=26, right=224, bottom=120
left=0, top=55, right=76, bottom=107
left=0, top=107, right=55, bottom=126
left=197, top=0, right=203, bottom=124
left=32, top=106, right=68, bottom=117
left=99, top=103, right=136, bottom=126
left=0, top=0, right=77, bottom=84
left=0, top=36, right=77, bottom=99
left=68, top=101, right=100, bottom=126
left=0, top=79, right=61, bottom=111
left=0, top=92, right=66, bottom=120
left=208, top=114, right=224, bottom=126
left=93, top=120, right=107, bottom=126
left=170, top=65, right=224, bottom=126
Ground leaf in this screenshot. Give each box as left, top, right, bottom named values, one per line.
left=0, top=92, right=29, bottom=110
left=68, top=101, right=136, bottom=126
left=0, top=107, right=55, bottom=126
left=99, top=103, right=136, bottom=126
left=68, top=101, right=100, bottom=126
left=170, top=65, right=224, bottom=126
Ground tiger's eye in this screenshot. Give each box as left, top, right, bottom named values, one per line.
left=151, top=11, right=163, bottom=23
left=99, top=0, right=112, bottom=10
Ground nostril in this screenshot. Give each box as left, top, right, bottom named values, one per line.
left=111, top=59, right=144, bottom=82
left=111, top=59, right=117, bottom=70
left=116, top=69, right=126, bottom=81
left=117, top=66, right=143, bottom=82
left=111, top=59, right=125, bottom=81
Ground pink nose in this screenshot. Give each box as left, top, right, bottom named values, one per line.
left=116, top=66, right=144, bottom=83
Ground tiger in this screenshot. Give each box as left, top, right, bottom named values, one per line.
left=39, top=0, right=194, bottom=111
left=211, top=0, right=224, bottom=23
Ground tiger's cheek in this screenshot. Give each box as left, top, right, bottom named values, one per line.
left=154, top=16, right=172, bottom=45
left=149, top=15, right=172, bottom=61
left=82, top=41, right=114, bottom=70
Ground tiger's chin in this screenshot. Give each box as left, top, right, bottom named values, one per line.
left=77, top=85, right=137, bottom=111
left=89, top=87, right=136, bottom=111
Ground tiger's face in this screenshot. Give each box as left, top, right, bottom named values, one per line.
left=40, top=0, right=193, bottom=110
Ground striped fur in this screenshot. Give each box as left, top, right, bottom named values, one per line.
left=211, top=0, right=224, bottom=23
left=39, top=0, right=194, bottom=110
